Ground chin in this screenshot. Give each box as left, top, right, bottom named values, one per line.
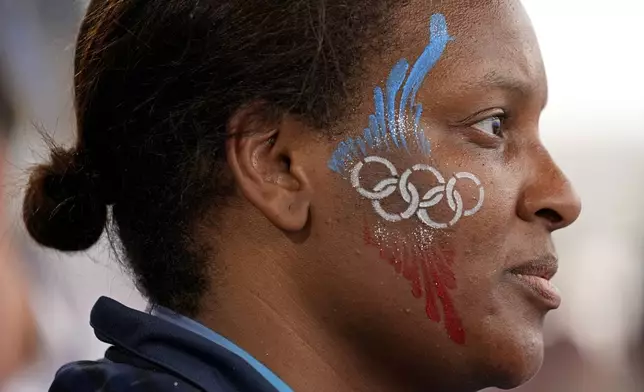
left=474, top=326, right=546, bottom=391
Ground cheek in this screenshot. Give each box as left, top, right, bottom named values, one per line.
left=325, top=149, right=511, bottom=346
left=363, top=224, right=466, bottom=345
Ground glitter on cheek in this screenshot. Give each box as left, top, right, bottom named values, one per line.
left=411, top=226, right=435, bottom=251
left=363, top=223, right=466, bottom=345
left=327, top=14, right=452, bottom=174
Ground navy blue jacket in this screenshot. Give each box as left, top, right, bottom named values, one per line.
left=50, top=297, right=290, bottom=392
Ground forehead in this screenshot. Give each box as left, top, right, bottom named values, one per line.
left=365, top=0, right=547, bottom=110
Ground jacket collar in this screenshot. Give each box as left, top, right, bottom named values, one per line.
left=90, top=296, right=282, bottom=392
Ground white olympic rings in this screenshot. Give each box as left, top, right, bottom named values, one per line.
left=350, top=156, right=484, bottom=229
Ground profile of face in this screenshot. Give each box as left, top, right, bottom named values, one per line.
left=8, top=0, right=580, bottom=389
left=228, top=0, right=580, bottom=390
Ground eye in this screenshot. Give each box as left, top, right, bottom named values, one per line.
left=471, top=116, right=504, bottom=137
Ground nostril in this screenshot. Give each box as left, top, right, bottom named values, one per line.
left=535, top=208, right=563, bottom=225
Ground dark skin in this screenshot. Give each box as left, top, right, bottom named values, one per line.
left=197, top=1, right=581, bottom=391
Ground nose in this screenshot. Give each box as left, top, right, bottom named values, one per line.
left=516, top=146, right=582, bottom=232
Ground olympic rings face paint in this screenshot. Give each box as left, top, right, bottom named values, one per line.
left=351, top=156, right=485, bottom=229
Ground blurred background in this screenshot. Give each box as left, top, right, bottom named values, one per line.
left=0, top=0, right=642, bottom=391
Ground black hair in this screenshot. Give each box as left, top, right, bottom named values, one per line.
left=23, top=0, right=396, bottom=315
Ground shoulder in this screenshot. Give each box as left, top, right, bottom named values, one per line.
left=49, top=359, right=203, bottom=392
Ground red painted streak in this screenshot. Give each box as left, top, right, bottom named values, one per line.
left=401, top=248, right=423, bottom=299
left=363, top=225, right=465, bottom=345
left=391, top=242, right=403, bottom=274
left=430, top=261, right=465, bottom=345
left=435, top=249, right=456, bottom=290
left=420, top=252, right=441, bottom=322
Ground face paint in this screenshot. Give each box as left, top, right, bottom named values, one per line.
left=351, top=156, right=484, bottom=228
left=329, top=13, right=485, bottom=230
left=331, top=14, right=473, bottom=343
left=364, top=225, right=465, bottom=345
left=328, top=13, right=452, bottom=173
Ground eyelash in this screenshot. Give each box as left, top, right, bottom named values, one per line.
left=470, top=112, right=508, bottom=138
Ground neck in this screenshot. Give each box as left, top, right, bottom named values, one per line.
left=196, top=251, right=409, bottom=391
left=196, top=251, right=475, bottom=392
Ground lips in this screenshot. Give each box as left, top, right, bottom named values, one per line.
left=507, top=256, right=561, bottom=309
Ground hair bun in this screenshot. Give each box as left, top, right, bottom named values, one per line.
left=23, top=147, right=107, bottom=251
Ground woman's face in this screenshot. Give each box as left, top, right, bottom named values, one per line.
left=298, top=0, right=581, bottom=389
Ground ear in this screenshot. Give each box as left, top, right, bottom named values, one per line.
left=226, top=105, right=312, bottom=232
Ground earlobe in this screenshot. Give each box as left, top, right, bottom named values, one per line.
left=226, top=107, right=312, bottom=232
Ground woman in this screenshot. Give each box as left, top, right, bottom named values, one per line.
left=24, top=0, right=581, bottom=391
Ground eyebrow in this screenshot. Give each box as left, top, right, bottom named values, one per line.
left=477, top=71, right=548, bottom=108
left=479, top=71, right=535, bottom=97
